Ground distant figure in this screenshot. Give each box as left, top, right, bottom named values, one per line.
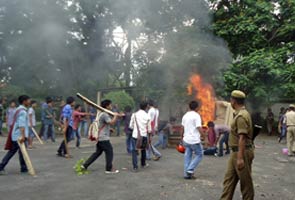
left=266, top=108, right=274, bottom=135
left=251, top=112, right=263, bottom=141
left=0, top=98, right=3, bottom=136
left=43, top=97, right=55, bottom=142
left=72, top=105, right=90, bottom=148
left=154, top=117, right=176, bottom=149
left=78, top=107, right=88, bottom=138
left=278, top=108, right=287, bottom=143
left=6, top=100, right=17, bottom=133
left=113, top=104, right=121, bottom=136
left=0, top=95, right=31, bottom=175
left=181, top=101, right=205, bottom=180
left=207, top=122, right=230, bottom=157
left=39, top=98, right=49, bottom=138
left=146, top=101, right=161, bottom=161
left=285, top=104, right=295, bottom=156
left=28, top=100, right=37, bottom=149
left=123, top=106, right=133, bottom=154
left=89, top=106, right=97, bottom=124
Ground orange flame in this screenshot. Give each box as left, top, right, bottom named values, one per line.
left=187, top=74, right=215, bottom=125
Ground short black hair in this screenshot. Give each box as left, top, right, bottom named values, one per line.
left=148, top=100, right=154, bottom=107
left=9, top=99, right=16, bottom=105
left=207, top=121, right=215, bottom=128
left=101, top=99, right=112, bottom=108
left=66, top=96, right=75, bottom=104
left=169, top=117, right=176, bottom=122
left=46, top=96, right=53, bottom=104
left=31, top=100, right=37, bottom=105
left=189, top=101, right=199, bottom=110
left=232, top=97, right=245, bottom=105
left=18, top=95, right=30, bottom=104
left=140, top=101, right=148, bottom=110
left=74, top=104, right=81, bottom=110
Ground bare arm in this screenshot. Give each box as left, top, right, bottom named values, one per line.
left=109, top=114, right=119, bottom=126
left=19, top=127, right=26, bottom=143
left=29, top=113, right=33, bottom=127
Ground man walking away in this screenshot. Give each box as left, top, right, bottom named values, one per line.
left=220, top=90, right=254, bottom=200
left=285, top=104, right=295, bottom=156
left=82, top=100, right=121, bottom=174
left=181, top=101, right=205, bottom=180
left=124, top=106, right=133, bottom=154
left=129, top=101, right=151, bottom=172
left=0, top=95, right=31, bottom=175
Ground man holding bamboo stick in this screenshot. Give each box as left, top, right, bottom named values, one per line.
left=0, top=95, right=31, bottom=175
left=57, top=96, right=75, bottom=158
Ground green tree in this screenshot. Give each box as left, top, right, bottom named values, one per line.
left=103, top=91, right=135, bottom=111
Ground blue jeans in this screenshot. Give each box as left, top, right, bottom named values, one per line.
left=78, top=120, right=88, bottom=137
left=183, top=142, right=203, bottom=177
left=218, top=132, right=230, bottom=156
left=131, top=138, right=146, bottom=169
left=146, top=135, right=162, bottom=159
left=280, top=126, right=287, bottom=140
left=126, top=132, right=132, bottom=153
left=73, top=130, right=81, bottom=147
left=0, top=141, right=27, bottom=172
left=154, top=131, right=168, bottom=149
left=43, top=124, right=55, bottom=142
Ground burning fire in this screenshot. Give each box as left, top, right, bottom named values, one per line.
left=187, top=74, right=215, bottom=125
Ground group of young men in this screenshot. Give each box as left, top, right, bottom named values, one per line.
left=2, top=89, right=293, bottom=200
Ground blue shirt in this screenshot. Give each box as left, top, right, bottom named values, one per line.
left=43, top=106, right=54, bottom=125
left=12, top=105, right=29, bottom=141
left=41, top=103, right=48, bottom=121
left=62, top=104, right=73, bottom=127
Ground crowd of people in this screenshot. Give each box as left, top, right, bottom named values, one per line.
left=0, top=90, right=294, bottom=200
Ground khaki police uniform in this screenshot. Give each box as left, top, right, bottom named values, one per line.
left=220, top=91, right=254, bottom=200
left=285, top=105, right=295, bottom=156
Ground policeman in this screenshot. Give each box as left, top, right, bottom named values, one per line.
left=285, top=104, right=295, bottom=156
left=220, top=90, right=254, bottom=200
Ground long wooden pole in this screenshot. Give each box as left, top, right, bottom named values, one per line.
left=76, top=93, right=115, bottom=116
left=17, top=139, right=36, bottom=176
left=31, top=127, right=44, bottom=145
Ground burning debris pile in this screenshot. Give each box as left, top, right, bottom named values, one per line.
left=187, top=74, right=216, bottom=125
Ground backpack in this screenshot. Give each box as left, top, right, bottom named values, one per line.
left=88, top=112, right=105, bottom=142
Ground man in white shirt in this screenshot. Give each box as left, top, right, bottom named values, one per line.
left=28, top=100, right=37, bottom=149
left=146, top=101, right=162, bottom=161
left=181, top=100, right=205, bottom=179
left=129, top=101, right=152, bottom=171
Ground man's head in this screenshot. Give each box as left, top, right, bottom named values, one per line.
left=148, top=100, right=154, bottom=108
left=189, top=100, right=199, bottom=111
left=18, top=95, right=31, bottom=107
left=169, top=117, right=176, bottom=124
left=66, top=96, right=75, bottom=107
left=101, top=99, right=112, bottom=110
left=207, top=121, right=215, bottom=128
left=139, top=101, right=148, bottom=111
left=31, top=100, right=37, bottom=108
left=74, top=104, right=81, bottom=111
left=289, top=104, right=295, bottom=111
left=230, top=90, right=246, bottom=109
left=46, top=97, right=53, bottom=107
left=9, top=100, right=17, bottom=108
left=124, top=106, right=132, bottom=113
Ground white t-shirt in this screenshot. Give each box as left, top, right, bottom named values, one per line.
left=182, top=111, right=202, bottom=144
left=129, top=110, right=152, bottom=138
left=148, top=107, right=159, bottom=131
left=28, top=107, right=36, bottom=127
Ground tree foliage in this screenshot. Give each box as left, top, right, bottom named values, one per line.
left=103, top=91, right=135, bottom=111
left=210, top=0, right=295, bottom=105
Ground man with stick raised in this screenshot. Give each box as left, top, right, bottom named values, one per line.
left=81, top=99, right=122, bottom=174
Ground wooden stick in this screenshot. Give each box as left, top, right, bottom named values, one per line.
left=31, top=127, right=44, bottom=145
left=17, top=139, right=36, bottom=176
left=76, top=93, right=115, bottom=116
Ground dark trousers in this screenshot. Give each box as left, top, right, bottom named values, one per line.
left=0, top=141, right=27, bottom=172
left=57, top=126, right=72, bottom=155
left=83, top=140, right=113, bottom=171
left=218, top=132, right=230, bottom=156
left=131, top=138, right=146, bottom=169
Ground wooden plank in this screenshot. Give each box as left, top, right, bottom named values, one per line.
left=31, top=127, right=44, bottom=145
left=17, top=139, right=36, bottom=176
